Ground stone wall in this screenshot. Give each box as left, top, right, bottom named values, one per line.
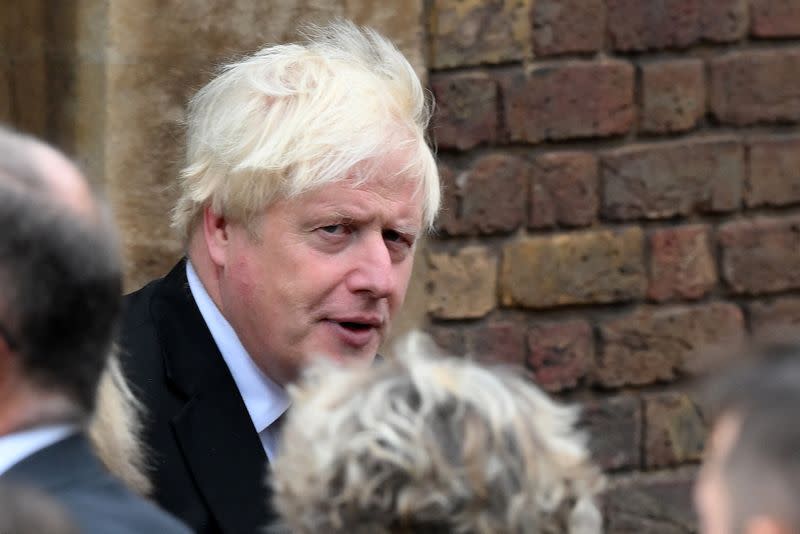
left=5, top=0, right=800, bottom=531
left=426, top=0, right=800, bottom=531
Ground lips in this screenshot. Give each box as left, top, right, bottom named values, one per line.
left=325, top=316, right=383, bottom=348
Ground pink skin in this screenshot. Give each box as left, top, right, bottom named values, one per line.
left=200, top=175, right=422, bottom=386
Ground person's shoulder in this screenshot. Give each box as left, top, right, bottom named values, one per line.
left=58, top=466, right=192, bottom=534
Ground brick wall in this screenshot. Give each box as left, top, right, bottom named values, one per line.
left=425, top=0, right=800, bottom=530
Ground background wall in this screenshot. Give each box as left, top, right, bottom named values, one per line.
left=4, top=1, right=800, bottom=531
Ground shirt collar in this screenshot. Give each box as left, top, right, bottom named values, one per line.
left=0, top=424, right=77, bottom=476
left=186, top=260, right=290, bottom=434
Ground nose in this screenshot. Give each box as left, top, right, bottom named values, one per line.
left=346, top=232, right=396, bottom=299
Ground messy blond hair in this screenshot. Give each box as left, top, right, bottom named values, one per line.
left=172, top=20, right=440, bottom=241
left=271, top=332, right=603, bottom=534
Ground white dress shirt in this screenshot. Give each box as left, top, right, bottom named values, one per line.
left=186, top=261, right=290, bottom=462
left=0, top=424, right=77, bottom=476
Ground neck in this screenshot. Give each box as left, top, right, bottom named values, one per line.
left=0, top=381, right=81, bottom=437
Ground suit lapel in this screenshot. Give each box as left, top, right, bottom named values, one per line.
left=153, top=261, right=273, bottom=533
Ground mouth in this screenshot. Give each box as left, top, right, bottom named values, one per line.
left=325, top=317, right=383, bottom=348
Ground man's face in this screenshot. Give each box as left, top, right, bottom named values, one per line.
left=695, top=414, right=739, bottom=534
left=215, top=172, right=423, bottom=385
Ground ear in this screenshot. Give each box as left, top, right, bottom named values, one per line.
left=202, top=204, right=230, bottom=269
left=745, top=516, right=793, bottom=534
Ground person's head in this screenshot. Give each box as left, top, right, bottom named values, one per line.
left=179, top=20, right=440, bottom=385
left=0, top=126, right=122, bottom=429
left=271, top=332, right=604, bottom=534
left=695, top=342, right=800, bottom=534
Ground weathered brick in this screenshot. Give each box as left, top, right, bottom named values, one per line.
left=583, top=396, right=642, bottom=471
left=700, top=0, right=749, bottom=42
left=605, top=470, right=698, bottom=533
left=719, top=216, right=800, bottom=295
left=601, top=138, right=744, bottom=220
left=500, top=228, right=646, bottom=309
left=749, top=297, right=800, bottom=338
left=644, top=393, right=706, bottom=469
left=532, top=0, right=605, bottom=56
left=640, top=59, right=705, bottom=134
left=595, top=303, right=744, bottom=387
left=529, top=152, right=598, bottom=229
left=466, top=320, right=527, bottom=367
left=430, top=72, right=498, bottom=151
left=425, top=324, right=468, bottom=356
left=607, top=0, right=700, bottom=50
left=746, top=135, right=800, bottom=207
left=710, top=49, right=800, bottom=125
left=436, top=154, right=529, bottom=236
left=501, top=60, right=635, bottom=144
left=429, top=0, right=532, bottom=68
left=527, top=320, right=593, bottom=392
left=607, top=0, right=746, bottom=51
left=751, top=0, right=800, bottom=37
left=648, top=225, right=717, bottom=302
left=426, top=246, right=497, bottom=319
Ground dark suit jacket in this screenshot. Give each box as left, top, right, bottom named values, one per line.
left=119, top=259, right=276, bottom=534
left=2, top=433, right=191, bottom=534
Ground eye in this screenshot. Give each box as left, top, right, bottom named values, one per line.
left=320, top=224, right=345, bottom=235
left=383, top=229, right=415, bottom=248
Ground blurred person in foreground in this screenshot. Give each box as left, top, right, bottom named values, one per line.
left=271, top=332, right=604, bottom=534
left=696, top=341, right=800, bottom=534
left=0, top=126, right=190, bottom=533
left=119, top=20, right=439, bottom=533
left=0, top=482, right=79, bottom=534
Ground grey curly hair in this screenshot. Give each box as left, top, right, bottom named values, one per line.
left=271, top=332, right=603, bottom=534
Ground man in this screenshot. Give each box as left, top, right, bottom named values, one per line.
left=272, top=331, right=604, bottom=534
left=0, top=126, right=189, bottom=533
left=695, top=343, right=800, bottom=534
left=120, top=20, right=440, bottom=534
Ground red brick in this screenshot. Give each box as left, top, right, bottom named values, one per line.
left=746, top=135, right=800, bottom=207
left=644, top=393, right=706, bottom=468
left=430, top=72, right=498, bottom=151
left=425, top=324, right=467, bottom=356
left=466, top=320, right=527, bottom=368
left=607, top=0, right=746, bottom=51
left=429, top=0, right=532, bottom=68
left=583, top=396, right=642, bottom=471
left=648, top=225, right=717, bottom=302
left=640, top=59, right=705, bottom=134
left=710, top=48, right=800, bottom=125
left=752, top=0, right=800, bottom=37
left=601, top=138, right=744, bottom=220
left=529, top=152, right=598, bottom=228
left=501, top=60, right=635, bottom=144
left=700, top=0, right=749, bottom=42
left=595, top=303, right=744, bottom=387
left=532, top=0, right=605, bottom=56
left=501, top=228, right=646, bottom=309
left=527, top=320, right=593, bottom=392
left=436, top=154, right=529, bottom=236
left=749, top=297, right=800, bottom=338
left=719, top=215, right=800, bottom=294
left=604, top=469, right=698, bottom=533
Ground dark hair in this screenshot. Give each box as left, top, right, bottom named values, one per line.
left=702, top=341, right=800, bottom=531
left=0, top=127, right=122, bottom=414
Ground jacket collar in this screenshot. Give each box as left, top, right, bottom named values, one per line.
left=150, top=259, right=275, bottom=533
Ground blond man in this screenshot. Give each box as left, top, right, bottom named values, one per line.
left=119, top=21, right=439, bottom=534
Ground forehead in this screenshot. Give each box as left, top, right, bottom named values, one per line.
left=288, top=175, right=424, bottom=224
